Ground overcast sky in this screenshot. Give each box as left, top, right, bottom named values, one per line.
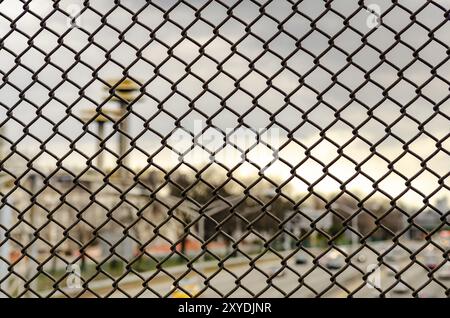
left=0, top=0, right=449, bottom=205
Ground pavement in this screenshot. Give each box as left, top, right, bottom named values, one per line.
left=43, top=240, right=450, bottom=298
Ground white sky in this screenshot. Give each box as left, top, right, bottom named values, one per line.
left=0, top=0, right=449, bottom=206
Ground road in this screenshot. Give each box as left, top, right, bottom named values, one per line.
left=330, top=254, right=450, bottom=298
left=98, top=240, right=449, bottom=298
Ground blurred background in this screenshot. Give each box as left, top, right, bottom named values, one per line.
left=0, top=0, right=449, bottom=298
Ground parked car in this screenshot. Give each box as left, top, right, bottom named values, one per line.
left=356, top=254, right=366, bottom=263
left=383, top=247, right=405, bottom=262
left=321, top=250, right=346, bottom=270
left=266, top=265, right=287, bottom=278
left=417, top=292, right=437, bottom=298
left=386, top=264, right=400, bottom=277
left=424, top=253, right=439, bottom=270
left=295, top=252, right=308, bottom=265
left=437, top=262, right=450, bottom=280
left=392, top=282, right=409, bottom=294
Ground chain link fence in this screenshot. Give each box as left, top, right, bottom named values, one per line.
left=0, top=0, right=449, bottom=298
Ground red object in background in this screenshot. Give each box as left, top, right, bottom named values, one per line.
left=10, top=250, right=21, bottom=262
left=144, top=239, right=226, bottom=256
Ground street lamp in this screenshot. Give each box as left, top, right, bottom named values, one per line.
left=81, top=108, right=122, bottom=171
left=103, top=78, right=141, bottom=178
left=163, top=195, right=248, bottom=259
left=332, top=203, right=360, bottom=251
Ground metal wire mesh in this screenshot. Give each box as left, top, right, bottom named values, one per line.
left=0, top=0, right=449, bottom=298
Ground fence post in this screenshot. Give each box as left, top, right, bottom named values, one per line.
left=24, top=174, right=38, bottom=297
left=0, top=202, right=12, bottom=298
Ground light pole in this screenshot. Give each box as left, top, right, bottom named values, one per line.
left=101, top=79, right=141, bottom=272
left=333, top=203, right=359, bottom=251
left=284, top=221, right=292, bottom=251
left=104, top=78, right=140, bottom=179
left=164, top=195, right=248, bottom=260
left=81, top=109, right=122, bottom=171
